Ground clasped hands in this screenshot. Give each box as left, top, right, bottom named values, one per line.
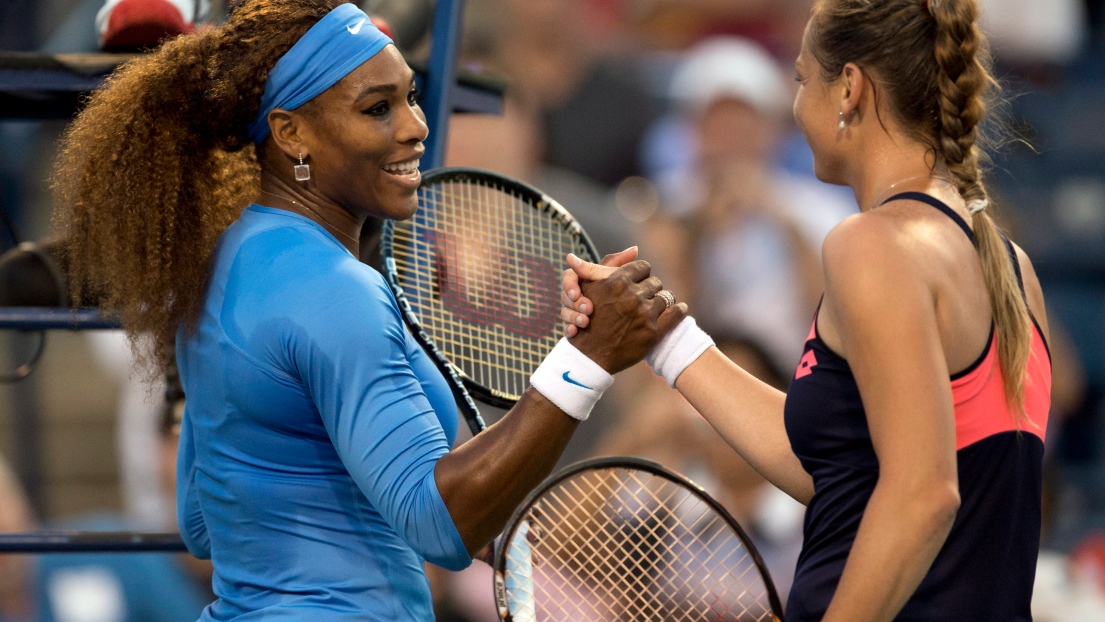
left=558, top=247, right=687, bottom=374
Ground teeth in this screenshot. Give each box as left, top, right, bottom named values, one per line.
left=383, top=158, right=420, bottom=174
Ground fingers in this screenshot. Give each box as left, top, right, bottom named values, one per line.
left=567, top=253, right=620, bottom=281
left=561, top=289, right=592, bottom=316
left=598, top=246, right=639, bottom=268
left=561, top=288, right=574, bottom=309
left=655, top=302, right=689, bottom=336
left=638, top=277, right=665, bottom=320
left=561, top=304, right=589, bottom=330
left=562, top=267, right=581, bottom=303
left=611, top=259, right=652, bottom=284
left=639, top=276, right=663, bottom=299
left=564, top=323, right=577, bottom=338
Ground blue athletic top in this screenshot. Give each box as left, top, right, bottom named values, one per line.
left=783, top=193, right=1052, bottom=621
left=175, top=204, right=471, bottom=621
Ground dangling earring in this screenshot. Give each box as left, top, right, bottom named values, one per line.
left=294, top=153, right=311, bottom=182
left=838, top=111, right=847, bottom=132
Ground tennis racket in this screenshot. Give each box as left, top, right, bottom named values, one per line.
left=380, top=167, right=602, bottom=435
left=493, top=456, right=785, bottom=622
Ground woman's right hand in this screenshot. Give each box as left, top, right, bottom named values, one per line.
left=564, top=255, right=687, bottom=375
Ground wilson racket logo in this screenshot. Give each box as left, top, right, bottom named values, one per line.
left=429, top=231, right=561, bottom=341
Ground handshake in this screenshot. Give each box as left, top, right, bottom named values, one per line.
left=528, top=246, right=714, bottom=422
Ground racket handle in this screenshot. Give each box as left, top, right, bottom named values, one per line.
left=505, top=519, right=537, bottom=622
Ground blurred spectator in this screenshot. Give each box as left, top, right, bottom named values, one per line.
left=480, top=0, right=659, bottom=187
left=33, top=367, right=213, bottom=622
left=622, top=0, right=813, bottom=56
left=980, top=0, right=1088, bottom=68
left=0, top=454, right=34, bottom=622
left=86, top=332, right=169, bottom=531
left=96, top=0, right=210, bottom=52
left=639, top=36, right=854, bottom=369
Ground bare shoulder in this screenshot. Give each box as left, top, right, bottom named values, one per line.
left=820, top=211, right=935, bottom=328
left=821, top=210, right=930, bottom=284
left=1009, top=240, right=1050, bottom=343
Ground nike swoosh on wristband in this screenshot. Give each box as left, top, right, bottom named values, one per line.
left=347, top=18, right=366, bottom=34
left=562, top=371, right=593, bottom=390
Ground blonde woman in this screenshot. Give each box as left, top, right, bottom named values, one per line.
left=563, top=0, right=1051, bottom=619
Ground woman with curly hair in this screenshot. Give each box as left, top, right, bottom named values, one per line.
left=563, top=0, right=1052, bottom=619
left=52, top=1, right=684, bottom=618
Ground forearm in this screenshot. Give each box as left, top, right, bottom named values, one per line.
left=822, top=479, right=959, bottom=622
left=676, top=347, right=813, bottom=504
left=435, top=388, right=578, bottom=555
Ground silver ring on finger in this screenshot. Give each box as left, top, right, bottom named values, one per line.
left=655, top=289, right=676, bottom=309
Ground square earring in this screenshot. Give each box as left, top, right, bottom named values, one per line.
left=294, top=153, right=311, bottom=182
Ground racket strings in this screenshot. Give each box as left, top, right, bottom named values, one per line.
left=504, top=468, right=777, bottom=621
left=391, top=180, right=584, bottom=400
left=557, top=474, right=759, bottom=619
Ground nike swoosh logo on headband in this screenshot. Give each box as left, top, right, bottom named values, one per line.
left=562, top=371, right=593, bottom=390
left=347, top=18, right=366, bottom=35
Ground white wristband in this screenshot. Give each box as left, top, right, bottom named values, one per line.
left=646, top=316, right=714, bottom=387
left=530, top=338, right=614, bottom=421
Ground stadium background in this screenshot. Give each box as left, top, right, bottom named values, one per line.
left=0, top=0, right=1103, bottom=620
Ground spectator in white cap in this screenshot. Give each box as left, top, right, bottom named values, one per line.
left=96, top=0, right=211, bottom=51
left=639, top=36, right=856, bottom=370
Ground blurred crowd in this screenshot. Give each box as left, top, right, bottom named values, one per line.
left=2, top=0, right=1105, bottom=620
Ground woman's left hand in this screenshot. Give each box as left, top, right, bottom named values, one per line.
left=561, top=247, right=639, bottom=338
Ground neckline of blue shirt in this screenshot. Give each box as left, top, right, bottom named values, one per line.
left=246, top=203, right=356, bottom=259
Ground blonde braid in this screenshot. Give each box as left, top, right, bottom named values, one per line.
left=931, top=0, right=1032, bottom=418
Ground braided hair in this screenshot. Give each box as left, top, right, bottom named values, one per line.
left=807, top=0, right=1032, bottom=417
left=52, top=0, right=344, bottom=376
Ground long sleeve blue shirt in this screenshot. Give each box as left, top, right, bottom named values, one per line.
left=175, top=205, right=470, bottom=621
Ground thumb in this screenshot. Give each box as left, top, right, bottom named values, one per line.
left=599, top=246, right=639, bottom=268
left=567, top=253, right=618, bottom=281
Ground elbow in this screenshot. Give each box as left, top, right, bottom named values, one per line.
left=880, top=475, right=960, bottom=535
left=937, top=483, right=961, bottom=529
left=393, top=470, right=475, bottom=572
left=176, top=504, right=211, bottom=559
left=179, top=523, right=211, bottom=560
left=915, top=481, right=961, bottom=535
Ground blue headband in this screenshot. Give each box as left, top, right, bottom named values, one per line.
left=248, top=3, right=393, bottom=144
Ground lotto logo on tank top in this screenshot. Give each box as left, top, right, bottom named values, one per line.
left=795, top=350, right=818, bottom=379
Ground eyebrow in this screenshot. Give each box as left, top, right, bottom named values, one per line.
left=357, top=83, right=398, bottom=98
left=356, top=74, right=417, bottom=100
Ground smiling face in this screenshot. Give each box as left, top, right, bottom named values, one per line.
left=792, top=19, right=848, bottom=185
left=284, top=45, right=428, bottom=221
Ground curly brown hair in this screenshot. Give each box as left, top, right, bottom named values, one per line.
left=809, top=0, right=1032, bottom=418
left=52, top=0, right=344, bottom=376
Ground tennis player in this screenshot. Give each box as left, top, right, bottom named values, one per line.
left=563, top=0, right=1051, bottom=619
left=52, top=1, right=686, bottom=619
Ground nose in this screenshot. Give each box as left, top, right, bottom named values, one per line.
left=397, top=100, right=429, bottom=145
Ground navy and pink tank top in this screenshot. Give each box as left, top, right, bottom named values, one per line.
left=783, top=193, right=1052, bottom=621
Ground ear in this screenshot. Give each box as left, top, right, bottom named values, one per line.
left=839, top=62, right=866, bottom=119
left=268, top=108, right=312, bottom=162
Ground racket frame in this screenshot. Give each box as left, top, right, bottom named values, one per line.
left=381, top=167, right=601, bottom=433
left=492, top=455, right=787, bottom=621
